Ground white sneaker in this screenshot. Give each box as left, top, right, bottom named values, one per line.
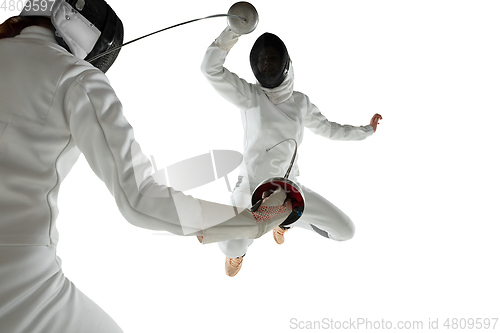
left=225, top=256, right=244, bottom=277
left=273, top=226, right=291, bottom=244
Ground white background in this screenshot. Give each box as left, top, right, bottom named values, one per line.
left=2, top=0, right=500, bottom=332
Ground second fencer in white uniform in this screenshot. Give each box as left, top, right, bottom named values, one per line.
left=201, top=27, right=383, bottom=277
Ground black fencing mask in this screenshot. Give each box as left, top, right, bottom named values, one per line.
left=79, top=0, right=124, bottom=73
left=21, top=0, right=123, bottom=73
left=250, top=33, right=290, bottom=89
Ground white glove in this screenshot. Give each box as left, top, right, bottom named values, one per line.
left=200, top=187, right=292, bottom=244
left=250, top=187, right=290, bottom=223
left=250, top=189, right=293, bottom=236
left=215, top=26, right=241, bottom=51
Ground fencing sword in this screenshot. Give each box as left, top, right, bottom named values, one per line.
left=87, top=1, right=258, bottom=63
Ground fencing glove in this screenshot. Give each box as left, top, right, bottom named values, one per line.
left=215, top=26, right=241, bottom=51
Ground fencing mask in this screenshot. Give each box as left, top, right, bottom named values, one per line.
left=20, top=0, right=123, bottom=73
left=250, top=32, right=290, bottom=89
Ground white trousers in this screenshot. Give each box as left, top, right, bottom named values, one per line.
left=0, top=245, right=123, bottom=333
left=218, top=182, right=355, bottom=258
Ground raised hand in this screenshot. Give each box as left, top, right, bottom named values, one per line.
left=370, top=113, right=383, bottom=132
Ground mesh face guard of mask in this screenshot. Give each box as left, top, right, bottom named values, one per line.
left=21, top=0, right=123, bottom=73
left=249, top=32, right=290, bottom=89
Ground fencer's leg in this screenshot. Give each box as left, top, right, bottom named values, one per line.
left=291, top=184, right=355, bottom=241
left=217, top=179, right=254, bottom=258
left=218, top=238, right=254, bottom=258
left=218, top=176, right=256, bottom=276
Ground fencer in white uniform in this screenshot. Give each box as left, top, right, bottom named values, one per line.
left=201, top=27, right=383, bottom=276
left=0, top=7, right=292, bottom=333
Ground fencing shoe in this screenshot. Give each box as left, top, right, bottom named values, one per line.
left=273, top=226, right=291, bottom=244
left=225, top=256, right=244, bottom=277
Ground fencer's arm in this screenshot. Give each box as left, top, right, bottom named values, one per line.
left=198, top=189, right=292, bottom=244
left=200, top=27, right=255, bottom=110
left=64, top=69, right=289, bottom=241
left=303, top=95, right=374, bottom=141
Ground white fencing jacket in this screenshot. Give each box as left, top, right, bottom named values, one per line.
left=201, top=40, right=374, bottom=188
left=0, top=27, right=284, bottom=247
